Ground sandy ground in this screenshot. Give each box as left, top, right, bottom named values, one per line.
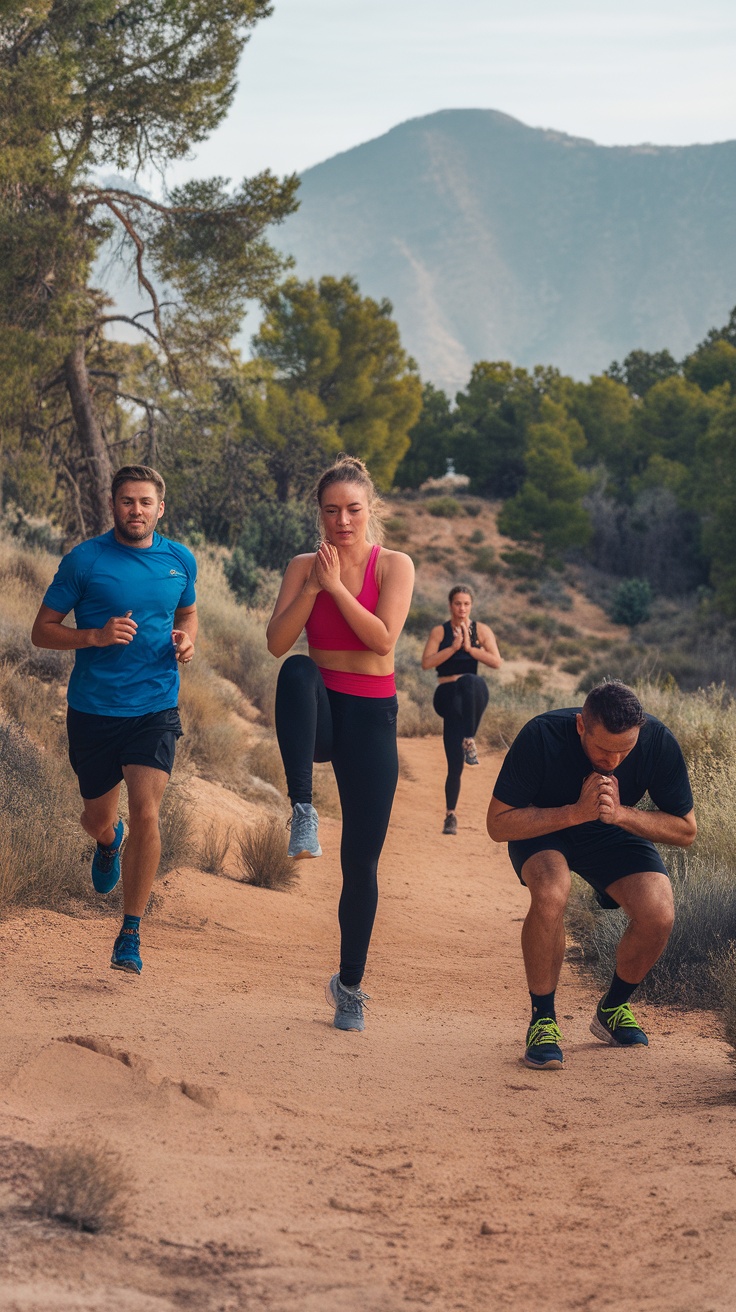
left=1, top=737, right=736, bottom=1311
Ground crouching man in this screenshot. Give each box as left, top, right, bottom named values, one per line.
left=31, top=465, right=197, bottom=976
left=487, top=680, right=696, bottom=1069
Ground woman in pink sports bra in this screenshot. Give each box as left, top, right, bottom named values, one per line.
left=267, top=456, right=414, bottom=1032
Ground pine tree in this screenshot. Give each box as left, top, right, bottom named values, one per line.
left=0, top=0, right=298, bottom=534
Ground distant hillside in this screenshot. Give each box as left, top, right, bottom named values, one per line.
left=273, top=109, right=736, bottom=392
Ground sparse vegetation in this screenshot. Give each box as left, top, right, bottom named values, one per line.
left=426, top=496, right=464, bottom=518
left=197, top=821, right=232, bottom=876
left=712, top=946, right=736, bottom=1057
left=30, top=1139, right=133, bottom=1233
left=248, top=738, right=285, bottom=791
left=158, top=784, right=195, bottom=875
left=234, top=818, right=297, bottom=890
left=0, top=719, right=91, bottom=918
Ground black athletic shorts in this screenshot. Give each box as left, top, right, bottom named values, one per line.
left=67, top=706, right=183, bottom=800
left=507, top=827, right=669, bottom=910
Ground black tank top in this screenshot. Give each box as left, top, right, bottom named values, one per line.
left=437, top=620, right=479, bottom=678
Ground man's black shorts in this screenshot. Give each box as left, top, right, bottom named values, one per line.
left=508, top=826, right=669, bottom=909
left=67, top=706, right=183, bottom=800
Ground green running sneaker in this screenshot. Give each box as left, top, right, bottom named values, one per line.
left=524, top=1016, right=564, bottom=1069
left=590, top=1000, right=648, bottom=1047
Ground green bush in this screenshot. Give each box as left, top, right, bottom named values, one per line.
left=499, top=549, right=543, bottom=579
left=611, top=578, right=653, bottom=626
left=470, top=545, right=498, bottom=576
left=426, top=496, right=464, bottom=518
left=224, top=500, right=314, bottom=604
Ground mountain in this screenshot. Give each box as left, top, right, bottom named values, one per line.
left=273, top=109, right=736, bottom=391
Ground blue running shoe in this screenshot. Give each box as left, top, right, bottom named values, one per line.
left=591, top=1000, right=648, bottom=1047
left=110, top=926, right=142, bottom=975
left=91, top=819, right=124, bottom=894
left=325, top=973, right=370, bottom=1032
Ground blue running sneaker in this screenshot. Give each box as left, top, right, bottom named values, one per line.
left=325, top=973, right=370, bottom=1032
left=287, top=803, right=322, bottom=859
left=524, top=1017, right=564, bottom=1069
left=110, top=926, right=142, bottom=975
left=91, top=819, right=124, bottom=894
left=590, top=1000, right=648, bottom=1047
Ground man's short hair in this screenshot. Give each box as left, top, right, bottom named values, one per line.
left=582, top=680, right=646, bottom=734
left=112, top=465, right=165, bottom=501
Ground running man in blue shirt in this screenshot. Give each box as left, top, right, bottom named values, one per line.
left=31, top=465, right=198, bottom=976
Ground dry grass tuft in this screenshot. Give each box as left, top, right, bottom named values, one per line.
left=197, top=820, right=232, bottom=875
left=30, top=1139, right=133, bottom=1233
left=712, top=946, right=736, bottom=1057
left=247, top=737, right=285, bottom=791
left=233, top=818, right=297, bottom=891
left=158, top=783, right=194, bottom=875
left=0, top=719, right=92, bottom=917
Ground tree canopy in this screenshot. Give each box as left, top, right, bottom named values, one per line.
left=0, top=0, right=297, bottom=534
left=253, top=275, right=423, bottom=488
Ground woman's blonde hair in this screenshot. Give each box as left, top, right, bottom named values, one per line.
left=315, top=455, right=385, bottom=544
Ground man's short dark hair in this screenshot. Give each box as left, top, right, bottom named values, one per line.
left=582, top=680, right=646, bottom=734
left=112, top=465, right=165, bottom=501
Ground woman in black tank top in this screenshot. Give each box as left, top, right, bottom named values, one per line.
left=421, top=585, right=502, bottom=834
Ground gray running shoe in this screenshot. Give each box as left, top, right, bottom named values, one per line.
left=287, top=802, right=322, bottom=858
left=325, top=973, right=370, bottom=1032
left=462, top=737, right=480, bottom=766
left=443, top=812, right=457, bottom=835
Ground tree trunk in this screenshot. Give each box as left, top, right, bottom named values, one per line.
left=64, top=336, right=113, bottom=535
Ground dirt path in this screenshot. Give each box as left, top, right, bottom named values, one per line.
left=1, top=737, right=736, bottom=1311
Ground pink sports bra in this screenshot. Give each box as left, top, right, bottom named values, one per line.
left=305, top=543, right=381, bottom=651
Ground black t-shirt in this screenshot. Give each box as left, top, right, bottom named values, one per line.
left=493, top=708, right=693, bottom=829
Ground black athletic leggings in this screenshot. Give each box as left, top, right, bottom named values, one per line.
left=433, top=674, right=489, bottom=811
left=275, top=655, right=399, bottom=987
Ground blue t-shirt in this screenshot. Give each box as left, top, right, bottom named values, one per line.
left=43, top=530, right=197, bottom=716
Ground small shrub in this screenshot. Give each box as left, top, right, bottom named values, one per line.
left=234, top=818, right=297, bottom=890
left=248, top=738, right=285, bottom=791
left=197, top=820, right=231, bottom=876
left=470, top=546, right=498, bottom=576
left=0, top=719, right=91, bottom=917
left=500, top=549, right=543, bottom=579
left=178, top=659, right=246, bottom=779
left=403, top=604, right=440, bottom=637
left=384, top=516, right=409, bottom=545
left=426, top=496, right=464, bottom=518
left=31, top=1139, right=133, bottom=1233
left=223, top=547, right=262, bottom=605
left=611, top=578, right=653, bottom=627
left=158, top=784, right=194, bottom=875
left=468, top=528, right=484, bottom=545
left=711, top=945, right=736, bottom=1056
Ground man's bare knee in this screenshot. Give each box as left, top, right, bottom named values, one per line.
left=523, top=853, right=572, bottom=918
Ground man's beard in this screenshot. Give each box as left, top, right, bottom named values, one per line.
left=114, top=513, right=157, bottom=542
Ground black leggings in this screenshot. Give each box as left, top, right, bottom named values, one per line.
left=275, top=655, right=399, bottom=987
left=433, top=675, right=489, bottom=811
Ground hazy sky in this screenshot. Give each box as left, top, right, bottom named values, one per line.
left=163, top=0, right=736, bottom=189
